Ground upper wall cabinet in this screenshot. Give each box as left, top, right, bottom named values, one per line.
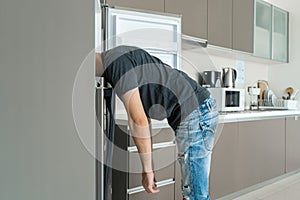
left=106, top=0, right=164, bottom=12
left=253, top=0, right=272, bottom=59
left=253, top=0, right=289, bottom=62
left=165, top=0, right=208, bottom=40
left=233, top=0, right=289, bottom=62
left=272, top=6, right=289, bottom=62
left=105, top=0, right=289, bottom=62
left=232, top=0, right=254, bottom=53
left=208, top=0, right=233, bottom=49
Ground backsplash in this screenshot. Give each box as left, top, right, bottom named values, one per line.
left=181, top=43, right=269, bottom=89
left=181, top=42, right=269, bottom=108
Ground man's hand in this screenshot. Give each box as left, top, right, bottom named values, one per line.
left=142, top=171, right=160, bottom=194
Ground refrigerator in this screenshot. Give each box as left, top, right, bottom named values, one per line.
left=95, top=2, right=181, bottom=199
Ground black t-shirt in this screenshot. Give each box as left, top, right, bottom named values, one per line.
left=101, top=46, right=210, bottom=130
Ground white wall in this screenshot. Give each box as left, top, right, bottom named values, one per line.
left=181, top=42, right=269, bottom=107
left=182, top=45, right=269, bottom=88
left=265, top=0, right=300, bottom=101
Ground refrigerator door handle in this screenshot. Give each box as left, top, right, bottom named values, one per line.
left=96, top=76, right=105, bottom=200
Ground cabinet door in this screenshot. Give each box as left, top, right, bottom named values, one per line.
left=254, top=0, right=272, bottom=59
left=106, top=0, right=164, bottom=12
left=286, top=116, right=300, bottom=172
left=208, top=0, right=233, bottom=48
left=237, top=119, right=285, bottom=191
left=210, top=122, right=239, bottom=199
left=272, top=6, right=289, bottom=62
left=232, top=0, right=254, bottom=53
left=165, top=0, right=208, bottom=39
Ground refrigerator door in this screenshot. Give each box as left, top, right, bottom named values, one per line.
left=105, top=7, right=182, bottom=69
left=95, top=1, right=104, bottom=200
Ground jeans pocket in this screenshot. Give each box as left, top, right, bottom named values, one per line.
left=202, top=127, right=216, bottom=152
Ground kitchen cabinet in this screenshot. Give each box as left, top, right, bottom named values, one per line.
left=175, top=159, right=183, bottom=200
left=208, top=0, right=233, bottom=49
left=209, top=0, right=289, bottom=62
left=106, top=0, right=164, bottom=12
left=232, top=0, right=254, bottom=53
left=106, top=0, right=289, bottom=62
left=210, top=118, right=288, bottom=198
left=165, top=0, right=207, bottom=40
left=286, top=116, right=300, bottom=172
left=272, top=6, right=289, bottom=62
left=210, top=122, right=239, bottom=200
left=233, top=0, right=289, bottom=61
left=253, top=0, right=272, bottom=59
left=111, top=124, right=177, bottom=200
left=236, top=119, right=286, bottom=191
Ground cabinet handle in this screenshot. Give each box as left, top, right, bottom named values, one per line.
left=127, top=178, right=175, bottom=195
left=127, top=141, right=175, bottom=152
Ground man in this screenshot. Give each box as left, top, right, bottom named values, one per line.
left=96, top=45, right=218, bottom=200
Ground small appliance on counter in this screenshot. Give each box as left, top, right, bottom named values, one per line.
left=199, top=70, right=222, bottom=88
left=208, top=88, right=245, bottom=112
left=222, top=67, right=237, bottom=88
left=248, top=87, right=261, bottom=110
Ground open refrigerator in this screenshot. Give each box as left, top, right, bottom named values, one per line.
left=95, top=1, right=181, bottom=199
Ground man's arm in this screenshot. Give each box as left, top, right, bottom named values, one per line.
left=121, top=88, right=159, bottom=194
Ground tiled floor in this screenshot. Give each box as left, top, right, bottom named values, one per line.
left=219, top=170, right=300, bottom=200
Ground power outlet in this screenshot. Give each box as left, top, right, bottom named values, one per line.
left=235, top=60, right=245, bottom=84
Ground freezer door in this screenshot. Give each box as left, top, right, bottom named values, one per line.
left=105, top=7, right=182, bottom=69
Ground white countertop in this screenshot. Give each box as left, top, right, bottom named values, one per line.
left=219, top=110, right=300, bottom=123
left=115, top=110, right=300, bottom=128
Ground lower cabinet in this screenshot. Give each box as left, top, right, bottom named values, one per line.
left=210, top=122, right=239, bottom=200
left=210, top=118, right=286, bottom=199
left=236, top=119, right=285, bottom=191
left=175, top=160, right=183, bottom=200
left=286, top=116, right=300, bottom=172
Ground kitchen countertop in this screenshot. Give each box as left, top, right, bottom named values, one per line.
left=219, top=109, right=300, bottom=123
left=115, top=110, right=300, bottom=128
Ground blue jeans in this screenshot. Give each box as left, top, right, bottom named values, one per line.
left=175, top=96, right=219, bottom=200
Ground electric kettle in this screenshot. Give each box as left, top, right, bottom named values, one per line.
left=222, top=67, right=237, bottom=88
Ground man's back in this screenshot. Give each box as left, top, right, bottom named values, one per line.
left=101, top=45, right=210, bottom=130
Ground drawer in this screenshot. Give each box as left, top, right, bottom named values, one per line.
left=128, top=179, right=175, bottom=200
left=129, top=127, right=175, bottom=146
left=128, top=143, right=176, bottom=173
left=129, top=160, right=175, bottom=188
